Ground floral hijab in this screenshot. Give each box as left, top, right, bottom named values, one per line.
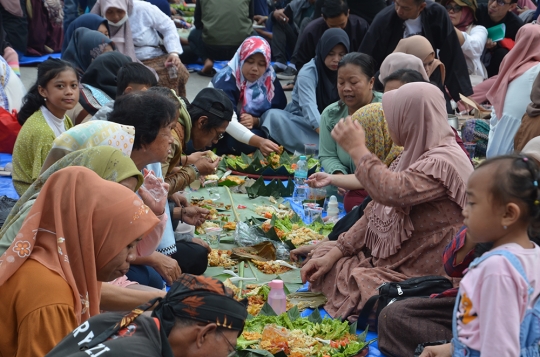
left=213, top=36, right=275, bottom=116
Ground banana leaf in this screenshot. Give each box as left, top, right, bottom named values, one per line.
left=231, top=241, right=276, bottom=261
left=246, top=177, right=295, bottom=198
left=286, top=292, right=327, bottom=311
left=224, top=150, right=318, bottom=177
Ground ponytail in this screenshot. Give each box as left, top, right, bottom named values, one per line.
left=18, top=58, right=77, bottom=125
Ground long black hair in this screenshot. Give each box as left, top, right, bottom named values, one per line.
left=18, top=58, right=77, bottom=125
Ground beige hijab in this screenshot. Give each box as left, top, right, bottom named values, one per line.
left=379, top=53, right=430, bottom=83
left=394, top=35, right=446, bottom=83
left=364, top=82, right=472, bottom=259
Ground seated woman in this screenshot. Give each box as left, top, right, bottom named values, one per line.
left=210, top=36, right=287, bottom=155
left=514, top=73, right=540, bottom=152
left=485, top=24, right=540, bottom=157
left=91, top=0, right=189, bottom=97
left=148, top=87, right=233, bottom=195
left=443, top=0, right=487, bottom=86
left=0, top=55, right=26, bottom=113
left=318, top=53, right=388, bottom=212
left=301, top=82, right=473, bottom=320
left=12, top=59, right=78, bottom=196
left=62, top=13, right=110, bottom=53
left=261, top=28, right=350, bottom=153
left=378, top=53, right=430, bottom=90
left=61, top=28, right=116, bottom=77
left=0, top=167, right=159, bottom=357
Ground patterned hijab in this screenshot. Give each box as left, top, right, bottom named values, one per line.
left=364, top=83, right=472, bottom=259
left=62, top=28, right=116, bottom=75
left=0, top=167, right=159, bottom=324
left=0, top=147, right=143, bottom=256
left=213, top=36, right=275, bottom=116
left=40, top=121, right=136, bottom=174
left=351, top=103, right=403, bottom=167
left=62, top=13, right=110, bottom=53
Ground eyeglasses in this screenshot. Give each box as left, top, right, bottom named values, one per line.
left=445, top=4, right=462, bottom=12
left=216, top=329, right=238, bottom=357
left=213, top=128, right=225, bottom=141
left=488, top=0, right=512, bottom=6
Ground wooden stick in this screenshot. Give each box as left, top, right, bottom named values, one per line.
left=226, top=186, right=241, bottom=222
left=248, top=261, right=259, bottom=281
left=237, top=261, right=245, bottom=298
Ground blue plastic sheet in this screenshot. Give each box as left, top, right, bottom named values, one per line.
left=20, top=53, right=62, bottom=65
left=0, top=154, right=18, bottom=200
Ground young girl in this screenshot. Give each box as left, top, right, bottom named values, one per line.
left=12, top=59, right=79, bottom=196
left=420, top=154, right=540, bottom=357
left=211, top=36, right=287, bottom=155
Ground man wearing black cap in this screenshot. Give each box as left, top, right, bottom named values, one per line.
left=46, top=274, right=249, bottom=357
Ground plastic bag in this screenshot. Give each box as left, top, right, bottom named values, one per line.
left=234, top=222, right=291, bottom=260
left=141, top=170, right=168, bottom=203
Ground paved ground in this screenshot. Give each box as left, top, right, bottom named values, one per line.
left=20, top=66, right=293, bottom=103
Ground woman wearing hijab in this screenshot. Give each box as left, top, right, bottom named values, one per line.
left=61, top=28, right=116, bottom=76
left=443, top=0, right=487, bottom=85
left=26, top=0, right=63, bottom=56
left=62, top=13, right=110, bottom=53
left=210, top=36, right=287, bottom=155
left=91, top=0, right=189, bottom=97
left=514, top=73, right=540, bottom=152
left=484, top=24, right=540, bottom=158
left=378, top=53, right=430, bottom=85
left=261, top=28, right=350, bottom=153
left=301, top=82, right=473, bottom=320
left=0, top=167, right=160, bottom=357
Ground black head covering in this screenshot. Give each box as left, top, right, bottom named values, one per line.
left=152, top=274, right=248, bottom=336
left=81, top=51, right=132, bottom=99
left=62, top=13, right=110, bottom=53
left=314, top=28, right=350, bottom=113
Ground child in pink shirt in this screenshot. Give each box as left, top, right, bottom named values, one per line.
left=420, top=154, right=540, bottom=357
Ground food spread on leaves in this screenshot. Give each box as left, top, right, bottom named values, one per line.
left=225, top=148, right=319, bottom=176
left=208, top=249, right=237, bottom=268
left=251, top=260, right=293, bottom=275
left=255, top=204, right=295, bottom=220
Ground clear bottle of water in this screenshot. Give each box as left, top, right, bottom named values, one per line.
left=293, top=155, right=308, bottom=204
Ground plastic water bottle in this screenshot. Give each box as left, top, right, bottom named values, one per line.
left=267, top=280, right=287, bottom=315
left=293, top=155, right=308, bottom=204
left=326, top=195, right=339, bottom=218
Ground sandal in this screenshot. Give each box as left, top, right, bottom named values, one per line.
left=197, top=68, right=217, bottom=77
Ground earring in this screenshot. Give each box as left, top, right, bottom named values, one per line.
left=504, top=226, right=507, bottom=230
left=43, top=97, right=47, bottom=101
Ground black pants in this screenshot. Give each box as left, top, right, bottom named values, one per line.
left=271, top=20, right=297, bottom=66
left=486, top=47, right=509, bottom=78
left=0, top=0, right=28, bottom=54
left=188, top=28, right=239, bottom=62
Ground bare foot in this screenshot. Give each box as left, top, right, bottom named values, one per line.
left=201, top=59, right=214, bottom=74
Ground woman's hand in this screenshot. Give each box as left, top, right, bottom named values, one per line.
left=176, top=206, right=209, bottom=226
left=240, top=113, right=259, bottom=129
left=149, top=251, right=181, bottom=285
left=306, top=172, right=333, bottom=188
left=418, top=344, right=452, bottom=357
left=332, top=116, right=370, bottom=162
left=164, top=53, right=182, bottom=69
left=194, top=157, right=221, bottom=176
left=300, top=247, right=343, bottom=284
left=258, top=138, right=279, bottom=156
left=139, top=182, right=169, bottom=216
left=170, top=191, right=189, bottom=207
left=192, top=237, right=211, bottom=253
left=186, top=151, right=210, bottom=165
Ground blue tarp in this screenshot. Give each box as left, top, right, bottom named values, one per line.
left=0, top=153, right=18, bottom=200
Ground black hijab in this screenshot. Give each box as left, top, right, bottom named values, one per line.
left=314, top=28, right=350, bottom=113
left=81, top=51, right=132, bottom=99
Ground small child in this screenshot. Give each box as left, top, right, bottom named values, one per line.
left=12, top=59, right=79, bottom=195
left=421, top=154, right=540, bottom=357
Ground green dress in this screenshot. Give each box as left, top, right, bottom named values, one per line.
left=12, top=109, right=73, bottom=195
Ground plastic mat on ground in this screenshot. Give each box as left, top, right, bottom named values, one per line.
left=0, top=154, right=18, bottom=200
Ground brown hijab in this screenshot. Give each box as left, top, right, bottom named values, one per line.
left=365, top=82, right=472, bottom=258
left=527, top=73, right=540, bottom=118
left=0, top=167, right=159, bottom=323
left=394, top=35, right=446, bottom=83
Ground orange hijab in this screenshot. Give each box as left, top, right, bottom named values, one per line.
left=0, top=167, right=159, bottom=323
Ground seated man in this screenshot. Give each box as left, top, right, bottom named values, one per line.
left=189, top=0, right=254, bottom=77
left=270, top=0, right=316, bottom=80
left=313, top=0, right=387, bottom=24
left=359, top=0, right=473, bottom=108
left=46, top=274, right=249, bottom=357
left=476, top=0, right=524, bottom=77
left=291, top=0, right=369, bottom=72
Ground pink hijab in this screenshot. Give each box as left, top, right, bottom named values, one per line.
left=365, top=82, right=472, bottom=258
left=486, top=24, right=540, bottom=117
left=91, top=0, right=138, bottom=62
left=379, top=53, right=430, bottom=83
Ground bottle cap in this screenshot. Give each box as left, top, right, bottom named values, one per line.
left=329, top=195, right=337, bottom=203
left=299, top=155, right=306, bottom=160
left=269, top=279, right=284, bottom=289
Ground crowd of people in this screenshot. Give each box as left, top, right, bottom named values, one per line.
left=1, top=0, right=540, bottom=356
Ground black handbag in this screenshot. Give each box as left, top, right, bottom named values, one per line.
left=357, top=275, right=453, bottom=330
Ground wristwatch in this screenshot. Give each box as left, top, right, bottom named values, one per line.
left=188, top=164, right=200, bottom=179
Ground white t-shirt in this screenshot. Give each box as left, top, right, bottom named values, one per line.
left=403, top=15, right=422, bottom=38
left=40, top=106, right=67, bottom=137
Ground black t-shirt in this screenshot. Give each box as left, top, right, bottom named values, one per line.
left=46, top=313, right=173, bottom=357
left=475, top=3, right=524, bottom=40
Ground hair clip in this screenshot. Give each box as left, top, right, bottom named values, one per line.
left=524, top=157, right=529, bottom=162
left=535, top=200, right=539, bottom=206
